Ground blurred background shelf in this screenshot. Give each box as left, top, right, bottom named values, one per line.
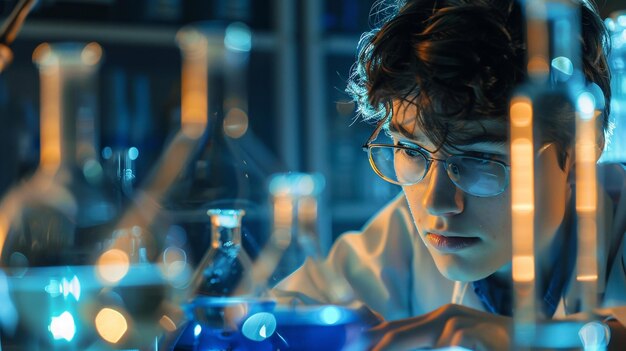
left=0, top=0, right=622, bottom=254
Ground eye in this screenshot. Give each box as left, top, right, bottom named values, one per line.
left=396, top=142, right=425, bottom=159
left=449, top=163, right=461, bottom=175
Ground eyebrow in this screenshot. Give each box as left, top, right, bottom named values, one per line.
left=388, top=119, right=428, bottom=143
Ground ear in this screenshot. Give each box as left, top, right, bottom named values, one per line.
left=564, top=143, right=603, bottom=186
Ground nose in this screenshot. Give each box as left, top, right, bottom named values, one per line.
left=421, top=161, right=464, bottom=216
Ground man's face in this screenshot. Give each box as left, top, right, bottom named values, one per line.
left=391, top=101, right=572, bottom=282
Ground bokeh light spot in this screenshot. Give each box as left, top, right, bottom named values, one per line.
left=96, top=249, right=130, bottom=284
left=95, top=307, right=128, bottom=344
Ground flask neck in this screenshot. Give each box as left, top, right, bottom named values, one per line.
left=208, top=209, right=245, bottom=250
left=211, top=225, right=241, bottom=250
left=38, top=54, right=100, bottom=175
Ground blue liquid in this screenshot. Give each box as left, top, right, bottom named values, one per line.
left=170, top=301, right=366, bottom=351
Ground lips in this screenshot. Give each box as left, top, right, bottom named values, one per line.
left=425, top=232, right=480, bottom=253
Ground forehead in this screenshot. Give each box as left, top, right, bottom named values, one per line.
left=390, top=100, right=508, bottom=149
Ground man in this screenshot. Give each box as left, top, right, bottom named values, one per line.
left=276, top=0, right=626, bottom=349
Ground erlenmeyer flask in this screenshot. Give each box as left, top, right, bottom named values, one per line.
left=0, top=41, right=116, bottom=265
left=161, top=20, right=270, bottom=302
left=0, top=42, right=117, bottom=348
left=190, top=208, right=252, bottom=297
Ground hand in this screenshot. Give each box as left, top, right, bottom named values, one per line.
left=365, top=303, right=511, bottom=351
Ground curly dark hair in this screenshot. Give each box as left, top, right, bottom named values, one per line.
left=347, top=0, right=611, bottom=168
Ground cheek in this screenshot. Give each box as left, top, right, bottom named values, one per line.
left=472, top=195, right=511, bottom=239
left=403, top=183, right=512, bottom=239
left=402, top=184, right=429, bottom=227
left=535, top=169, right=569, bottom=245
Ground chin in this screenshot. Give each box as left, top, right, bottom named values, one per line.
left=433, top=254, right=496, bottom=282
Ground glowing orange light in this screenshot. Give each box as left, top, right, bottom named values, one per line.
left=159, top=315, right=177, bottom=332
left=96, top=249, right=130, bottom=284
left=180, top=33, right=209, bottom=139
left=510, top=98, right=533, bottom=127
left=512, top=256, right=535, bottom=282
left=223, top=108, right=249, bottom=139
left=511, top=139, right=534, bottom=212
left=95, top=307, right=128, bottom=343
left=34, top=43, right=62, bottom=173
left=81, top=42, right=103, bottom=66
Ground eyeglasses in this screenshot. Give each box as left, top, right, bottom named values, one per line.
left=362, top=120, right=510, bottom=197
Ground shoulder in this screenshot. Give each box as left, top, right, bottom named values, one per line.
left=273, top=192, right=419, bottom=316
left=330, top=192, right=416, bottom=262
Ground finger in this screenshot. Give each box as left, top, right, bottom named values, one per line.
left=449, top=324, right=510, bottom=351
left=435, top=316, right=472, bottom=348
left=371, top=321, right=438, bottom=351
left=369, top=304, right=451, bottom=333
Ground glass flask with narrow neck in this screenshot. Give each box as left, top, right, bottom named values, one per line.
left=1, top=42, right=116, bottom=267
left=190, top=208, right=252, bottom=297
left=0, top=42, right=118, bottom=349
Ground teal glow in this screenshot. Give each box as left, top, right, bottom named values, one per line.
left=128, top=147, right=139, bottom=160
left=102, top=146, right=112, bottom=160
left=319, top=306, right=341, bottom=325
left=62, top=276, right=81, bottom=301
left=193, top=324, right=202, bottom=337
left=225, top=22, right=251, bottom=52
left=551, top=56, right=573, bottom=76
left=49, top=311, right=76, bottom=342
left=242, top=312, right=276, bottom=341
left=45, top=279, right=61, bottom=298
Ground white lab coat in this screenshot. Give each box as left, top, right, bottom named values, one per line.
left=275, top=163, right=626, bottom=324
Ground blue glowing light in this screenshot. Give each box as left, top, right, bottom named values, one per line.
left=224, top=22, right=252, bottom=52
left=193, top=324, right=202, bottom=337
left=62, top=276, right=81, bottom=301
left=605, top=18, right=616, bottom=32
left=577, top=92, right=596, bottom=120
left=102, top=146, right=113, bottom=160
left=241, top=312, right=277, bottom=342
left=319, top=306, right=342, bottom=325
left=49, top=311, right=76, bottom=342
left=128, top=147, right=139, bottom=161
left=551, top=56, right=573, bottom=76
left=45, top=279, right=61, bottom=297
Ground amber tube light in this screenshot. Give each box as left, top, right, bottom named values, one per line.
left=510, top=96, right=537, bottom=348
left=33, top=43, right=62, bottom=173
left=177, top=31, right=210, bottom=139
